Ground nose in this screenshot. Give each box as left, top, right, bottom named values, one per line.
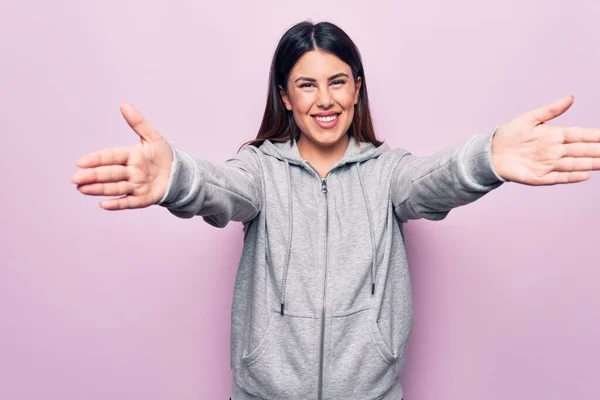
left=316, top=86, right=334, bottom=108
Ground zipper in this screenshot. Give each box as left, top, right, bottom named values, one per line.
left=304, top=161, right=342, bottom=400
left=317, top=176, right=328, bottom=400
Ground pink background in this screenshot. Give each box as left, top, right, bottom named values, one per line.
left=1, top=1, right=599, bottom=399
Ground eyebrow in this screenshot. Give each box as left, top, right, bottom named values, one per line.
left=294, top=73, right=349, bottom=83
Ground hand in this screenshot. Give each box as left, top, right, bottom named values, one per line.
left=492, top=95, right=600, bottom=185
left=71, top=102, right=174, bottom=210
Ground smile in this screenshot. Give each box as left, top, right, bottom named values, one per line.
left=315, top=114, right=338, bottom=122
left=312, top=113, right=341, bottom=129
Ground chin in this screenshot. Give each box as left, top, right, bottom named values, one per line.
left=311, top=132, right=346, bottom=147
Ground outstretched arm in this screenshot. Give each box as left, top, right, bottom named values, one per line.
left=391, top=95, right=600, bottom=222
left=157, top=144, right=263, bottom=227
left=391, top=131, right=504, bottom=222
left=72, top=102, right=263, bottom=228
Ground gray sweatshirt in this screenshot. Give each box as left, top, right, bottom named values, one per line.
left=157, top=131, right=505, bottom=399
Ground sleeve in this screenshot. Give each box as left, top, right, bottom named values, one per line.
left=156, top=144, right=263, bottom=228
left=391, top=129, right=506, bottom=222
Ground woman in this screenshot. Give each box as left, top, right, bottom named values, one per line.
left=71, top=21, right=599, bottom=400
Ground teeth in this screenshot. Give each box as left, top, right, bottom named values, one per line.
left=316, top=114, right=338, bottom=123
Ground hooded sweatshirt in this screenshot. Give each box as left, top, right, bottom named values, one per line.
left=157, top=130, right=505, bottom=400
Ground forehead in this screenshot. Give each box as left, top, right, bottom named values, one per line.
left=290, top=50, right=352, bottom=78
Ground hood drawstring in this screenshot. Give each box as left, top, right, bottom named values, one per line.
left=273, top=139, right=382, bottom=315
left=355, top=162, right=377, bottom=295
left=280, top=160, right=294, bottom=315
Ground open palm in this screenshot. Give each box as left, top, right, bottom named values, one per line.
left=71, top=103, right=173, bottom=210
left=492, top=95, right=600, bottom=185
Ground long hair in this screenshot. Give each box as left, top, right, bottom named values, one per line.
left=241, top=21, right=383, bottom=149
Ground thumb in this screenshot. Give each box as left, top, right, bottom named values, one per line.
left=120, top=101, right=162, bottom=142
left=523, top=95, right=574, bottom=125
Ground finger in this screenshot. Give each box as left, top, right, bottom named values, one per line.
left=77, top=181, right=134, bottom=197
left=561, top=126, right=600, bottom=143
left=553, top=157, right=600, bottom=172
left=75, top=147, right=130, bottom=168
left=71, top=165, right=130, bottom=185
left=524, top=95, right=574, bottom=125
left=537, top=170, right=590, bottom=185
left=535, top=171, right=590, bottom=185
left=562, top=143, right=600, bottom=158
left=120, top=102, right=162, bottom=142
left=100, top=195, right=148, bottom=210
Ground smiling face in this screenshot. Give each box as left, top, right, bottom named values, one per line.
left=280, top=50, right=361, bottom=152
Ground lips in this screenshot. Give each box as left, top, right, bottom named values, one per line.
left=312, top=113, right=340, bottom=129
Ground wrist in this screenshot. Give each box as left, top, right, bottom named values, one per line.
left=490, top=127, right=508, bottom=183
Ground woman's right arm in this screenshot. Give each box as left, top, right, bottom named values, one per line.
left=71, top=102, right=263, bottom=228
left=157, top=144, right=263, bottom=227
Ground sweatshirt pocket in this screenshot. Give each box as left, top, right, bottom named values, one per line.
left=240, top=310, right=316, bottom=399
left=328, top=307, right=399, bottom=398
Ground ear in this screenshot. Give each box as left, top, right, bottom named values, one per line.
left=354, top=77, right=362, bottom=105
left=278, top=85, right=293, bottom=111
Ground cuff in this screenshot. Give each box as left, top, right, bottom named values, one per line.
left=461, top=128, right=507, bottom=188
left=156, top=145, right=194, bottom=206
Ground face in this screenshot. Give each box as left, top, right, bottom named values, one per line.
left=280, top=50, right=361, bottom=149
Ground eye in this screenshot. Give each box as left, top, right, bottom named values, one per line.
left=299, top=82, right=316, bottom=88
left=331, top=80, right=347, bottom=86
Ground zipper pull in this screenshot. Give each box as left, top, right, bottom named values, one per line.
left=321, top=179, right=328, bottom=194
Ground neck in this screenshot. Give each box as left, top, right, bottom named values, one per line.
left=297, top=133, right=350, bottom=178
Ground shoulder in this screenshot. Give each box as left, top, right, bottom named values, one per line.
left=368, top=143, right=413, bottom=168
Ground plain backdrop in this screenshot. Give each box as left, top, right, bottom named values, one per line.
left=1, top=0, right=599, bottom=399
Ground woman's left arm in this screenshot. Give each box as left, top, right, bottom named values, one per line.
left=391, top=95, right=599, bottom=222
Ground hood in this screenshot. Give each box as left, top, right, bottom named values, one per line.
left=252, top=132, right=389, bottom=316
left=258, top=132, right=389, bottom=166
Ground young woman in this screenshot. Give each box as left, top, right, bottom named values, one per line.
left=71, top=21, right=599, bottom=400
